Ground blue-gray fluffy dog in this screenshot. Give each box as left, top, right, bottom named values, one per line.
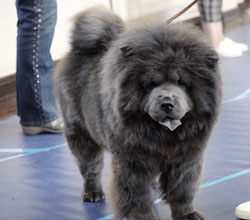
left=54, top=6, right=221, bottom=220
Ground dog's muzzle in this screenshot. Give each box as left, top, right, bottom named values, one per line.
left=144, top=83, right=193, bottom=131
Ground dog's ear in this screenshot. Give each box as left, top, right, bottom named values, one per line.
left=205, top=52, right=219, bottom=70
left=120, top=44, right=135, bottom=58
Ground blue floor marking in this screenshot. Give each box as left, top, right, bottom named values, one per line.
left=0, top=152, right=39, bottom=162
left=223, top=88, right=250, bottom=103
left=0, top=143, right=67, bottom=162
left=97, top=214, right=115, bottom=220
left=0, top=143, right=67, bottom=153
left=96, top=167, right=250, bottom=220
left=199, top=168, right=250, bottom=188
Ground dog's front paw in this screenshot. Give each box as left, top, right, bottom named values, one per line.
left=127, top=211, right=157, bottom=220
left=82, top=190, right=105, bottom=202
left=174, top=211, right=204, bottom=220
left=186, top=211, right=204, bottom=220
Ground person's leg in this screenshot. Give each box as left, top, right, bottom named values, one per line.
left=16, top=0, right=59, bottom=128
left=198, top=0, right=248, bottom=58
left=201, top=22, right=223, bottom=47
left=198, top=0, right=223, bottom=47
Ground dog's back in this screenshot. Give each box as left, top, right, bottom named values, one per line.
left=54, top=6, right=124, bottom=132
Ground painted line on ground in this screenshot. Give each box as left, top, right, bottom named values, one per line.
left=0, top=143, right=67, bottom=162
left=199, top=168, right=250, bottom=188
left=96, top=167, right=250, bottom=220
left=0, top=143, right=67, bottom=153
left=0, top=152, right=37, bottom=162
left=223, top=88, right=250, bottom=104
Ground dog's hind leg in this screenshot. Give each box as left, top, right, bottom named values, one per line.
left=65, top=122, right=105, bottom=202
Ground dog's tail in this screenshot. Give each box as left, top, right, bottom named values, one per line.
left=71, top=6, right=124, bottom=54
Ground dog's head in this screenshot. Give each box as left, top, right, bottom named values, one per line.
left=102, top=23, right=221, bottom=132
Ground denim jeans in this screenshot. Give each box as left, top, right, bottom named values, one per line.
left=16, top=0, right=58, bottom=126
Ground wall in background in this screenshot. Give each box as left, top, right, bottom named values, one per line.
left=0, top=0, right=242, bottom=78
left=113, top=0, right=243, bottom=21
left=0, top=0, right=110, bottom=79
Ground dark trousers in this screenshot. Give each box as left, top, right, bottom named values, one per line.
left=16, top=0, right=58, bottom=126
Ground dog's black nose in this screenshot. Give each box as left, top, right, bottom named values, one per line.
left=160, top=102, right=174, bottom=113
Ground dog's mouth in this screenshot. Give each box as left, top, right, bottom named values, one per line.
left=159, top=116, right=182, bottom=131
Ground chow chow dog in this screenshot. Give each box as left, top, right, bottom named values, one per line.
left=54, top=6, right=221, bottom=220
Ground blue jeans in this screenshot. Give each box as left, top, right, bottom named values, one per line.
left=16, top=0, right=58, bottom=126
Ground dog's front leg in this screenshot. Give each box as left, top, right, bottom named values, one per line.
left=109, top=157, right=157, bottom=220
left=161, top=155, right=204, bottom=220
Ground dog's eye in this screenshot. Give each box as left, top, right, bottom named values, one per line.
left=141, top=81, right=159, bottom=90
left=142, top=82, right=152, bottom=90
left=141, top=74, right=164, bottom=90
left=149, top=81, right=159, bottom=88
left=177, top=79, right=187, bottom=87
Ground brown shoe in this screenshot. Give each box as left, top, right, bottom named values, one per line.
left=22, top=119, right=63, bottom=135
